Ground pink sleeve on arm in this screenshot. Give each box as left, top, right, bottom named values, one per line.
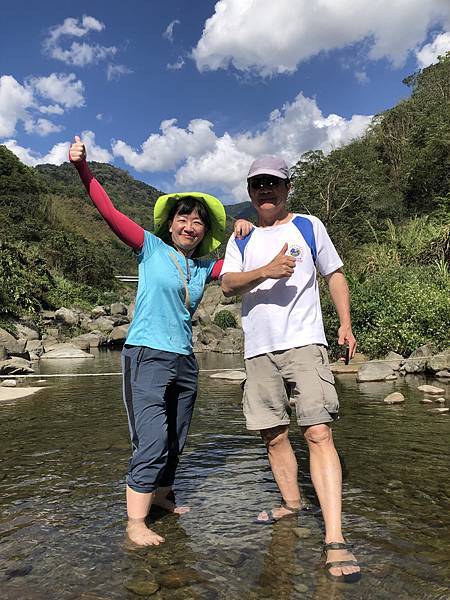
left=73, top=160, right=144, bottom=251
left=210, top=259, right=224, bottom=280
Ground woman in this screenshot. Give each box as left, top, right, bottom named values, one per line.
left=69, top=136, right=251, bottom=546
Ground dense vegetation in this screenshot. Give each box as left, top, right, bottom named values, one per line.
left=0, top=55, right=448, bottom=357
left=288, top=54, right=449, bottom=357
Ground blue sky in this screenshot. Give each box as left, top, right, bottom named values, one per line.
left=1, top=0, right=449, bottom=203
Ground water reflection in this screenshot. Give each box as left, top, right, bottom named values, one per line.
left=0, top=351, right=449, bottom=599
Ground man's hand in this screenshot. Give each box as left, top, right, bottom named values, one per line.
left=69, top=135, right=86, bottom=162
left=234, top=219, right=254, bottom=239
left=337, top=324, right=357, bottom=359
left=261, top=243, right=296, bottom=279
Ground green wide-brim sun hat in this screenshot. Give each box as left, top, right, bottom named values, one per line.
left=153, top=192, right=226, bottom=257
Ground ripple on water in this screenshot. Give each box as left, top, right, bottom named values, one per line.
left=0, top=351, right=449, bottom=598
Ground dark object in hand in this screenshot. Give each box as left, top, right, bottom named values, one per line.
left=343, top=345, right=350, bottom=365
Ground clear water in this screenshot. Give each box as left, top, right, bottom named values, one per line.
left=0, top=351, right=449, bottom=599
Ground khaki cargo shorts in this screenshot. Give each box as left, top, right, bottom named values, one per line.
left=242, top=344, right=339, bottom=430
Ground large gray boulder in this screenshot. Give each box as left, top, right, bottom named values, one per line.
left=402, top=344, right=434, bottom=374
left=55, top=307, right=79, bottom=326
left=0, top=358, right=34, bottom=375
left=384, top=351, right=404, bottom=371
left=14, top=324, right=40, bottom=341
left=40, top=344, right=94, bottom=359
left=25, top=339, right=44, bottom=357
left=216, top=328, right=244, bottom=354
left=427, top=349, right=450, bottom=373
left=71, top=333, right=106, bottom=350
left=109, top=325, right=129, bottom=346
left=356, top=361, right=396, bottom=382
left=91, top=306, right=107, bottom=318
left=42, top=336, right=59, bottom=353
left=110, top=302, right=128, bottom=316
left=88, top=317, right=115, bottom=333
left=0, top=328, right=26, bottom=355
left=200, top=285, right=224, bottom=316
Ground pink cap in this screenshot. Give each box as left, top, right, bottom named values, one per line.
left=247, top=155, right=290, bottom=179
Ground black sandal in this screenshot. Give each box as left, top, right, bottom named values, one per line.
left=322, top=541, right=361, bottom=583
left=256, top=499, right=308, bottom=524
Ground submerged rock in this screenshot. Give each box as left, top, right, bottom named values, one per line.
left=417, top=385, right=445, bottom=395
left=210, top=370, right=245, bottom=381
left=427, top=407, right=449, bottom=414
left=1, top=379, right=17, bottom=387
left=419, top=398, right=433, bottom=404
left=383, top=392, right=405, bottom=404
left=40, top=344, right=94, bottom=359
left=435, top=370, right=450, bottom=378
left=125, top=579, right=159, bottom=596
left=293, top=527, right=312, bottom=538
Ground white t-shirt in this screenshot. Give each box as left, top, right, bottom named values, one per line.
left=220, top=214, right=343, bottom=359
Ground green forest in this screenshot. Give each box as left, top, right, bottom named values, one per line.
left=0, top=54, right=449, bottom=357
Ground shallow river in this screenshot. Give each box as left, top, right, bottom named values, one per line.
left=0, top=351, right=449, bottom=599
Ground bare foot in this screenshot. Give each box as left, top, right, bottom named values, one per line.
left=127, top=519, right=165, bottom=546
left=153, top=489, right=190, bottom=515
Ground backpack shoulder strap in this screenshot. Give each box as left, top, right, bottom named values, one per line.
left=292, top=215, right=317, bottom=263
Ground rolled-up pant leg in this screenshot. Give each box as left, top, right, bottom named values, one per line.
left=158, top=353, right=198, bottom=488
left=122, top=346, right=177, bottom=493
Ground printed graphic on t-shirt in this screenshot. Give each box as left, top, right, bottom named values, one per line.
left=288, top=244, right=304, bottom=262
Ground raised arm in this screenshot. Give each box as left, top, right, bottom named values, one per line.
left=221, top=242, right=296, bottom=296
left=69, top=136, right=144, bottom=251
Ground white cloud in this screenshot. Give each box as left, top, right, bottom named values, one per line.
left=0, top=73, right=85, bottom=140
left=167, top=56, right=185, bottom=70
left=24, top=118, right=64, bottom=136
left=163, top=20, right=180, bottom=43
left=4, top=130, right=112, bottom=167
left=107, top=64, right=133, bottom=81
left=112, top=118, right=217, bottom=171
left=176, top=94, right=372, bottom=200
left=0, top=75, right=34, bottom=137
left=355, top=70, right=369, bottom=84
left=44, top=15, right=117, bottom=67
left=39, top=104, right=65, bottom=115
left=3, top=139, right=69, bottom=166
left=192, top=0, right=450, bottom=75
left=96, top=113, right=103, bottom=120
left=112, top=91, right=372, bottom=202
left=416, top=31, right=450, bottom=67
left=29, top=73, right=85, bottom=109
left=47, top=15, right=104, bottom=45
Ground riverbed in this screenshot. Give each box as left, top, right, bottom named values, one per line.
left=0, top=351, right=449, bottom=599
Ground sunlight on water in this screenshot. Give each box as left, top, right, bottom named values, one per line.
left=0, top=350, right=449, bottom=599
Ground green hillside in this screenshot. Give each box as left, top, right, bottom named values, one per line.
left=0, top=54, right=448, bottom=356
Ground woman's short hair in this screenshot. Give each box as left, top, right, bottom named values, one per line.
left=167, top=196, right=211, bottom=231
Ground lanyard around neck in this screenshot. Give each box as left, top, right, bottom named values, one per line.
left=169, top=252, right=191, bottom=311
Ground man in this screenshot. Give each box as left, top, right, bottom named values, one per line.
left=220, top=155, right=360, bottom=582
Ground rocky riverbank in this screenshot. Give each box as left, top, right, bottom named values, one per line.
left=1, top=285, right=449, bottom=384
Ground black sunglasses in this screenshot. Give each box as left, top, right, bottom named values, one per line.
left=249, top=176, right=283, bottom=190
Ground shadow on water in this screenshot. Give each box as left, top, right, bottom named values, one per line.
left=0, top=350, right=449, bottom=599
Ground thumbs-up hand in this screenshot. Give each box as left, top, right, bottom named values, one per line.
left=69, top=135, right=86, bottom=162
left=261, top=242, right=296, bottom=279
